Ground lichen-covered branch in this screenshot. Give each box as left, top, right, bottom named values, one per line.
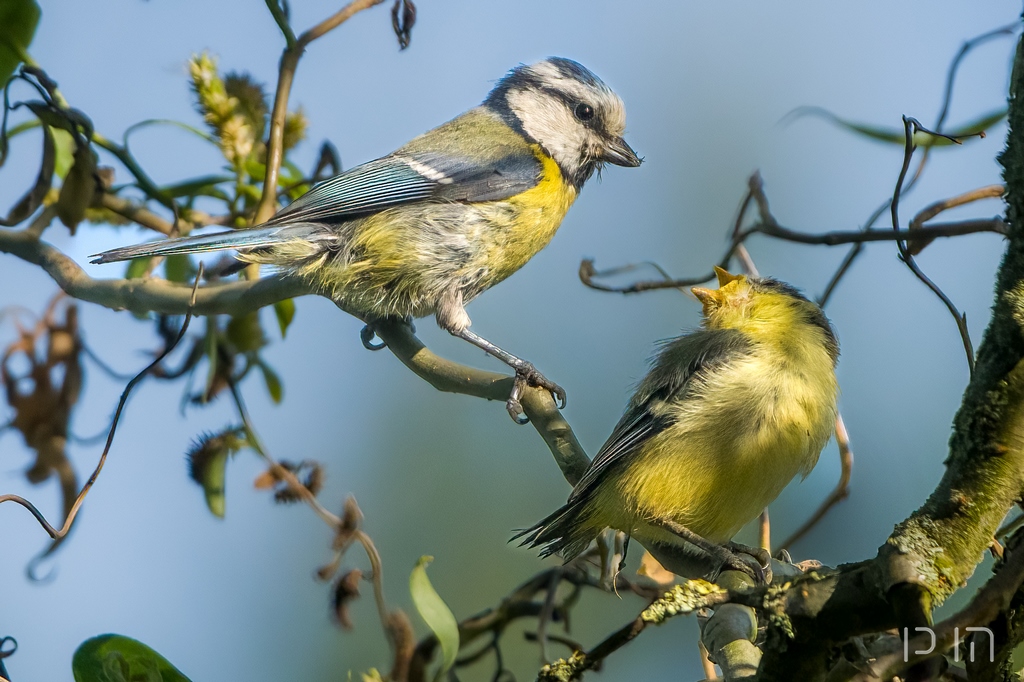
left=754, top=25, right=1024, bottom=681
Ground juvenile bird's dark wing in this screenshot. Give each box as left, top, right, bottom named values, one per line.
left=568, top=329, right=753, bottom=502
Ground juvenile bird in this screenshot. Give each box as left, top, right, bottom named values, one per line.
left=91, top=58, right=641, bottom=421
left=517, top=267, right=839, bottom=579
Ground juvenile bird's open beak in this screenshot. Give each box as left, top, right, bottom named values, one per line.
left=601, top=137, right=642, bottom=167
left=714, top=266, right=744, bottom=286
left=691, top=287, right=720, bottom=307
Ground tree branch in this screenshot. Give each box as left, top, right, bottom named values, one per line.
left=755, top=27, right=1024, bottom=681
left=0, top=229, right=592, bottom=486
left=0, top=228, right=310, bottom=316
left=580, top=218, right=1006, bottom=294
left=256, top=0, right=386, bottom=225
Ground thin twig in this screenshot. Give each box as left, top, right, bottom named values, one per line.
left=228, top=379, right=340, bottom=528
left=535, top=567, right=563, bottom=663
left=997, top=511, right=1024, bottom=540
left=229, top=378, right=396, bottom=656
left=579, top=218, right=1004, bottom=294
left=355, top=529, right=394, bottom=652
left=817, top=23, right=1015, bottom=307
left=537, top=581, right=744, bottom=682
left=255, top=0, right=386, bottom=225
left=758, top=510, right=770, bottom=554
left=0, top=266, right=203, bottom=538
left=699, top=640, right=718, bottom=682
left=908, top=184, right=1005, bottom=255
left=779, top=413, right=854, bottom=550
left=892, top=116, right=976, bottom=375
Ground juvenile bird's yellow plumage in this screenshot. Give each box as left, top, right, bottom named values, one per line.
left=518, top=267, right=840, bottom=577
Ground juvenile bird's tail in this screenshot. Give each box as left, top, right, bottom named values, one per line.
left=513, top=495, right=599, bottom=562
left=89, top=224, right=326, bottom=264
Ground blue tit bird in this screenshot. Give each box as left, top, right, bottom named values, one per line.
left=517, top=267, right=839, bottom=580
left=90, top=57, right=641, bottom=421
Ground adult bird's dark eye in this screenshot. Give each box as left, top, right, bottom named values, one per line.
left=574, top=103, right=594, bottom=121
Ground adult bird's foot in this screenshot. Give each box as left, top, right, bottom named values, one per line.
left=360, top=324, right=387, bottom=351
left=506, top=361, right=567, bottom=424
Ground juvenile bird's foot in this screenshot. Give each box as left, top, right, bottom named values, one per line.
left=652, top=517, right=771, bottom=585
left=727, top=541, right=773, bottom=585
left=507, top=359, right=567, bottom=424
left=720, top=551, right=765, bottom=584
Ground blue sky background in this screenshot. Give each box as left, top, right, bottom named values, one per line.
left=1, top=1, right=1021, bottom=680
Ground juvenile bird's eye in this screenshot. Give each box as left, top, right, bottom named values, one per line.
left=574, top=103, right=595, bottom=122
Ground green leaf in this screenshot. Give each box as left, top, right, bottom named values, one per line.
left=273, top=298, right=295, bottom=338
left=158, top=174, right=234, bottom=200
left=786, top=105, right=1007, bottom=147
left=164, top=254, right=194, bottom=283
left=56, top=141, right=98, bottom=232
left=0, top=0, right=40, bottom=85
left=225, top=311, right=266, bottom=353
left=123, top=118, right=218, bottom=147
left=125, top=256, right=153, bottom=280
left=51, top=127, right=75, bottom=179
left=186, top=427, right=246, bottom=518
left=410, top=556, right=459, bottom=682
left=72, top=634, right=192, bottom=682
left=258, top=360, right=283, bottom=404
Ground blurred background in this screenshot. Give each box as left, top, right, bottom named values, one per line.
left=0, top=1, right=1020, bottom=679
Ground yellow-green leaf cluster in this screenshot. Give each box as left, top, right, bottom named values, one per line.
left=188, top=52, right=306, bottom=176
left=189, top=52, right=255, bottom=171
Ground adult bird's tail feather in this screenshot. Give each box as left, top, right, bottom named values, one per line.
left=89, top=224, right=326, bottom=264
left=512, top=496, right=597, bottom=562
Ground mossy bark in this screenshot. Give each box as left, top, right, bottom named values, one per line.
left=758, top=20, right=1024, bottom=682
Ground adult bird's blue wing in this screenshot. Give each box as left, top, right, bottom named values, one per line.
left=264, top=148, right=542, bottom=227
left=91, top=146, right=543, bottom=264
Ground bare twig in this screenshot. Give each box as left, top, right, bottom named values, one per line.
left=699, top=639, right=718, bottom=681
left=0, top=266, right=203, bottom=539
left=817, top=23, right=1015, bottom=307
left=779, top=413, right=854, bottom=550
left=892, top=116, right=978, bottom=375
left=908, top=184, right=1004, bottom=255
left=758, top=510, right=770, bottom=554
left=537, top=580, right=742, bottom=682
left=256, top=0, right=386, bottom=225
left=579, top=218, right=1004, bottom=294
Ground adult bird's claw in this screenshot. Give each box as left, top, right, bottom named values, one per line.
left=360, top=324, right=387, bottom=351
left=505, top=361, right=566, bottom=423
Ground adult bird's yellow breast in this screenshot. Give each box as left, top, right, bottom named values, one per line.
left=482, top=146, right=577, bottom=285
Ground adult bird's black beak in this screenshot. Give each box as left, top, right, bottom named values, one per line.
left=601, top=137, right=642, bottom=167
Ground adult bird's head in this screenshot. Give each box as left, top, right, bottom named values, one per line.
left=485, top=57, right=642, bottom=189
